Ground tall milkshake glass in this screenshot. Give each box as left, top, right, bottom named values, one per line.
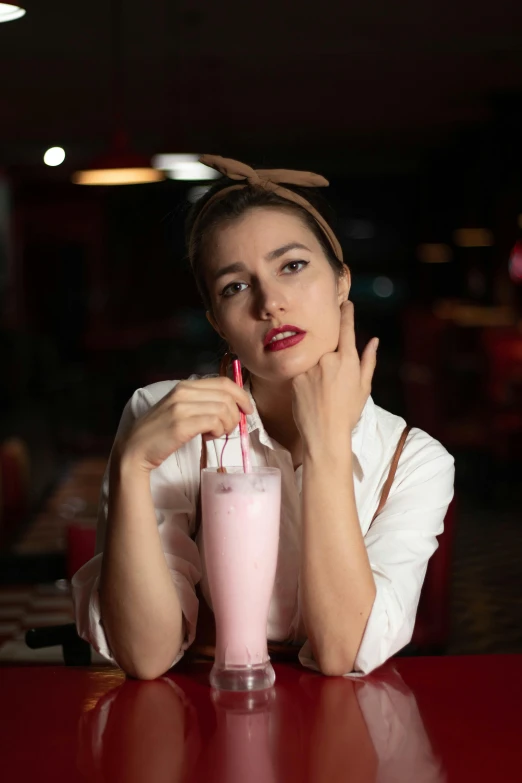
left=201, top=466, right=281, bottom=691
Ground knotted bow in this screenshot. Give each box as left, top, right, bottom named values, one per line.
left=189, top=154, right=343, bottom=263
left=199, top=154, right=330, bottom=190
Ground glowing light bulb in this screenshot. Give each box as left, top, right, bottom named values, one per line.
left=0, top=4, right=26, bottom=23
left=44, top=147, right=66, bottom=167
left=152, top=154, right=220, bottom=181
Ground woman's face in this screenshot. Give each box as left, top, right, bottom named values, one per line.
left=205, top=207, right=351, bottom=383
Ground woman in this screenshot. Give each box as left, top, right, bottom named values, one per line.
left=72, top=155, right=455, bottom=680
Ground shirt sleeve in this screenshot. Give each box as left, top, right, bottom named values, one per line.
left=71, top=386, right=202, bottom=669
left=298, top=429, right=455, bottom=678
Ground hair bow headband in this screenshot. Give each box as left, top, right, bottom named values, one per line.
left=189, top=154, right=343, bottom=263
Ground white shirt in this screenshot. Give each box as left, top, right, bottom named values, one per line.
left=72, top=373, right=455, bottom=678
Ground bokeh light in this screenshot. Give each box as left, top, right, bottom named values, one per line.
left=508, top=240, right=522, bottom=284
left=0, top=4, right=26, bottom=23
left=373, top=276, right=394, bottom=298
left=43, top=147, right=66, bottom=167
left=417, top=243, right=453, bottom=264
left=152, top=154, right=221, bottom=181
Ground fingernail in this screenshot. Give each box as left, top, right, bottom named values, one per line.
left=374, top=338, right=380, bottom=351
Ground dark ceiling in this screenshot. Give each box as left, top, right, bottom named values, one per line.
left=2, top=0, right=522, bottom=172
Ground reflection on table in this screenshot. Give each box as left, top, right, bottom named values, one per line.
left=77, top=665, right=445, bottom=783
left=3, top=657, right=522, bottom=781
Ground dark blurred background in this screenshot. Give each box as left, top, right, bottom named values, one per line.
left=1, top=0, right=522, bottom=661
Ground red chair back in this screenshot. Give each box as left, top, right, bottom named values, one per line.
left=67, top=524, right=97, bottom=581
left=411, top=495, right=457, bottom=650
left=0, top=438, right=30, bottom=547
left=401, top=308, right=448, bottom=438
left=482, top=328, right=522, bottom=407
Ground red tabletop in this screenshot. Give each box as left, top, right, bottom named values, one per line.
left=1, top=654, right=521, bottom=782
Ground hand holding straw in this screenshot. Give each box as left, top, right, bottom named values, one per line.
left=232, top=358, right=252, bottom=473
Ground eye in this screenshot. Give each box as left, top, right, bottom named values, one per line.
left=220, top=260, right=309, bottom=298
left=221, top=281, right=248, bottom=298
left=283, top=259, right=308, bottom=274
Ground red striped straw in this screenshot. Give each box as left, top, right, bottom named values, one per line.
left=232, top=358, right=252, bottom=473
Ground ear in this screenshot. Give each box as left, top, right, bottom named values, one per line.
left=206, top=310, right=227, bottom=342
left=337, top=264, right=351, bottom=304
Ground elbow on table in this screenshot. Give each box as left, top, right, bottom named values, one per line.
left=317, top=649, right=388, bottom=677
left=315, top=649, right=356, bottom=677
left=121, top=649, right=181, bottom=681
left=319, top=662, right=355, bottom=677
left=124, top=661, right=172, bottom=681
left=108, top=639, right=182, bottom=681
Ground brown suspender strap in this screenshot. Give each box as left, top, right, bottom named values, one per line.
left=370, top=424, right=412, bottom=525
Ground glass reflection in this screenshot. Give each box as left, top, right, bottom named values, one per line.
left=77, top=666, right=445, bottom=783
left=194, top=689, right=277, bottom=783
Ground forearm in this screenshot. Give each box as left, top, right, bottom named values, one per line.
left=99, top=452, right=183, bottom=680
left=300, top=443, right=376, bottom=675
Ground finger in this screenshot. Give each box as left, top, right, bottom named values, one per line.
left=174, top=378, right=253, bottom=414
left=360, top=337, right=379, bottom=389
left=337, top=300, right=357, bottom=356
left=216, top=376, right=254, bottom=413
left=181, top=399, right=240, bottom=433
left=170, top=401, right=237, bottom=443
left=174, top=414, right=220, bottom=444
left=173, top=388, right=242, bottom=424
left=189, top=413, right=226, bottom=441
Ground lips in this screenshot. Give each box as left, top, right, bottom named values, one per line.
left=265, top=332, right=306, bottom=352
left=263, top=324, right=305, bottom=348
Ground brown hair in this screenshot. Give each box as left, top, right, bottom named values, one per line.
left=184, top=175, right=345, bottom=315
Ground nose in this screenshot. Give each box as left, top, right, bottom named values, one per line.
left=252, top=275, right=289, bottom=319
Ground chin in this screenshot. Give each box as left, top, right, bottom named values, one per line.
left=258, top=352, right=321, bottom=381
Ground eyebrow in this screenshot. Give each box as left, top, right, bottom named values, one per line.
left=212, top=242, right=312, bottom=283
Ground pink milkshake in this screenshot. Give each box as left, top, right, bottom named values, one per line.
left=201, top=466, right=281, bottom=691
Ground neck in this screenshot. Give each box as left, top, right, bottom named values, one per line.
left=249, top=374, right=302, bottom=464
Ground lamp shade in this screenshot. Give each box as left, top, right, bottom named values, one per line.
left=72, top=132, right=165, bottom=186
left=0, top=3, right=26, bottom=22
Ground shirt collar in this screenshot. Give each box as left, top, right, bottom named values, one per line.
left=242, top=375, right=376, bottom=478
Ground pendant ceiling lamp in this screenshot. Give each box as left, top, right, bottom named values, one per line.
left=73, top=131, right=164, bottom=185
left=0, top=4, right=26, bottom=22
left=73, top=0, right=164, bottom=186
